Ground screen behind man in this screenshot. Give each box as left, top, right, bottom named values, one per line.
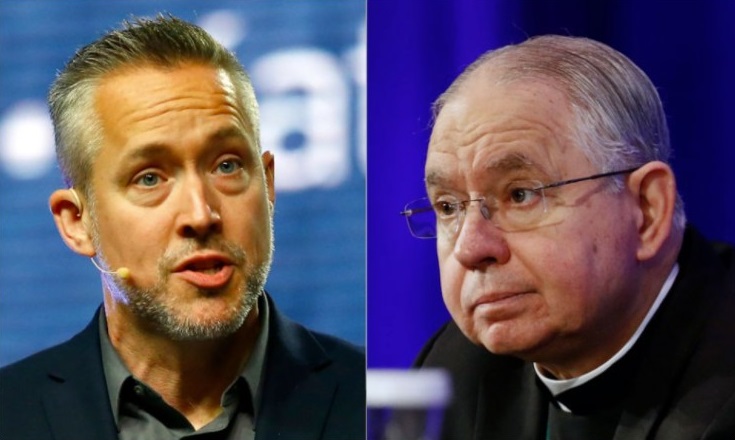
left=0, top=16, right=365, bottom=440
left=404, top=35, right=735, bottom=439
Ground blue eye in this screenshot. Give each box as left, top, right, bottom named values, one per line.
left=216, top=159, right=242, bottom=175
left=136, top=173, right=160, bottom=187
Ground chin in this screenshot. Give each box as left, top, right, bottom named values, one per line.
left=185, top=305, right=240, bottom=325
left=164, top=309, right=248, bottom=341
left=472, top=320, right=544, bottom=357
left=140, top=293, right=256, bottom=341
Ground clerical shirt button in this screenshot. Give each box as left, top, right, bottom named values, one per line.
left=133, top=384, right=145, bottom=395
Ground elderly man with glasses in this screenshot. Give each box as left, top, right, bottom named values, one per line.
left=402, top=35, right=735, bottom=440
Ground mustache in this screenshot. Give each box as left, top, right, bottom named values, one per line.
left=158, top=238, right=248, bottom=272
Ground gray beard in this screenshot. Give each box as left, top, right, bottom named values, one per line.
left=121, top=259, right=269, bottom=341
left=87, top=192, right=274, bottom=341
left=93, top=228, right=273, bottom=341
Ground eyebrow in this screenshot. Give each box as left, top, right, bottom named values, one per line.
left=208, top=126, right=250, bottom=144
left=483, top=152, right=536, bottom=173
left=425, top=170, right=450, bottom=189
left=124, top=143, right=170, bottom=162
left=425, top=152, right=540, bottom=189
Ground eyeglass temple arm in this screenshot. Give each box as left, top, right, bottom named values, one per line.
left=400, top=206, right=434, bottom=217
left=539, top=166, right=641, bottom=190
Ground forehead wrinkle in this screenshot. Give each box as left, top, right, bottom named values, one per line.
left=115, top=102, right=252, bottom=156
left=123, top=125, right=252, bottom=162
left=98, top=65, right=247, bottom=129
left=123, top=127, right=252, bottom=170
left=427, top=129, right=544, bottom=193
left=428, top=80, right=574, bottom=190
left=482, top=152, right=537, bottom=173
left=122, top=91, right=237, bottom=127
left=465, top=116, right=571, bottom=179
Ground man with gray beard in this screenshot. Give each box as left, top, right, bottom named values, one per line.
left=0, top=16, right=365, bottom=440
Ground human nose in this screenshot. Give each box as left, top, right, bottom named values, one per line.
left=453, top=200, right=510, bottom=268
left=176, top=176, right=222, bottom=238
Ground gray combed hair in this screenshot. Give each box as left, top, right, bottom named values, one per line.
left=433, top=35, right=685, bottom=230
left=48, top=15, right=259, bottom=195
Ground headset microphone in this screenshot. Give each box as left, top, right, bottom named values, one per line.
left=90, top=258, right=131, bottom=280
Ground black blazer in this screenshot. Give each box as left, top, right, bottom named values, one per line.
left=0, top=294, right=366, bottom=440
left=415, top=227, right=735, bottom=440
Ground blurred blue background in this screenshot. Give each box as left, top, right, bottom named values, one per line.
left=0, top=1, right=365, bottom=366
left=368, top=0, right=735, bottom=368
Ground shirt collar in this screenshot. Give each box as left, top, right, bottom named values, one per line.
left=535, top=263, right=680, bottom=402
left=99, top=293, right=270, bottom=427
left=244, top=293, right=269, bottom=418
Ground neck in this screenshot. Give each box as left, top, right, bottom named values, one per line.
left=103, top=296, right=260, bottom=429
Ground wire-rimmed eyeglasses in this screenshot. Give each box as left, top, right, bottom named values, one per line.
left=400, top=167, right=641, bottom=239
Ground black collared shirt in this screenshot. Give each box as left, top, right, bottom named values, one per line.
left=98, top=297, right=269, bottom=440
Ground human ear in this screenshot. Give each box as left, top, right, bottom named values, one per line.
left=628, top=161, right=677, bottom=261
left=49, top=189, right=96, bottom=257
left=261, top=151, right=275, bottom=210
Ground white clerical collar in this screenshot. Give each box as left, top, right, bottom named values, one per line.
left=535, top=263, right=680, bottom=407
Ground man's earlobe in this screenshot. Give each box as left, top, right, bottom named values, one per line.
left=262, top=150, right=276, bottom=206
left=629, top=161, right=677, bottom=261
left=49, top=189, right=96, bottom=256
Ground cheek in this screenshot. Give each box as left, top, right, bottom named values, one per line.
left=90, top=209, right=168, bottom=288
left=439, top=264, right=462, bottom=314
left=94, top=207, right=163, bottom=257
left=437, top=242, right=459, bottom=301
left=522, top=221, right=633, bottom=331
left=440, top=264, right=479, bottom=344
left=514, top=231, right=595, bottom=322
left=437, top=243, right=477, bottom=338
left=223, top=196, right=272, bottom=254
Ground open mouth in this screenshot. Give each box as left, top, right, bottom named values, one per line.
left=183, top=260, right=226, bottom=274
left=174, top=255, right=235, bottom=289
